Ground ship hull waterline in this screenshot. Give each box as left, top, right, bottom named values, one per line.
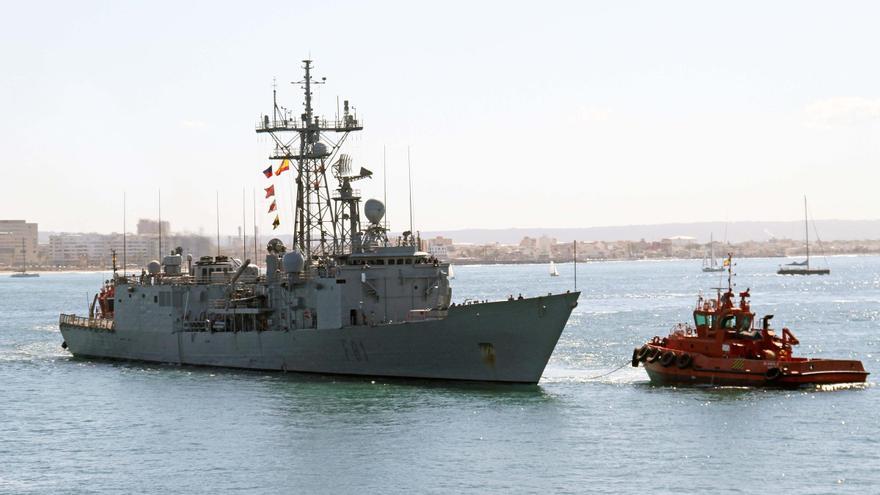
left=60, top=292, right=579, bottom=384
left=642, top=356, right=867, bottom=388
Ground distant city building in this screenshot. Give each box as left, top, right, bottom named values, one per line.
left=536, top=235, right=557, bottom=254
left=519, top=236, right=537, bottom=249
left=48, top=230, right=212, bottom=268
left=426, top=236, right=453, bottom=247
left=137, top=219, right=171, bottom=236
left=0, top=220, right=38, bottom=267
left=426, top=236, right=453, bottom=259
left=428, top=245, right=449, bottom=259
left=663, top=236, right=697, bottom=247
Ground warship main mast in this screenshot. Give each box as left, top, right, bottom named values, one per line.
left=58, top=60, right=580, bottom=384
left=257, top=60, right=368, bottom=261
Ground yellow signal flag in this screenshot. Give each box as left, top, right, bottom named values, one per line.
left=275, top=159, right=290, bottom=176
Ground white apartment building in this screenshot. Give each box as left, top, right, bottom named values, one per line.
left=0, top=220, right=38, bottom=267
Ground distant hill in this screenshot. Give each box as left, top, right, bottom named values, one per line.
left=417, top=220, right=880, bottom=245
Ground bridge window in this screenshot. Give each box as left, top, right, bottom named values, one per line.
left=694, top=313, right=708, bottom=326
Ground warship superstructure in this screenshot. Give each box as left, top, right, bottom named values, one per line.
left=59, top=60, right=579, bottom=383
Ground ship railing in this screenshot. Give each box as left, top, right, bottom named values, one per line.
left=59, top=313, right=115, bottom=331
left=181, top=320, right=209, bottom=332
left=671, top=323, right=694, bottom=336
left=332, top=189, right=361, bottom=200
left=255, top=117, right=363, bottom=132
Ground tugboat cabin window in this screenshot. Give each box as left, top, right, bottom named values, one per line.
left=405, top=259, right=412, bottom=264
left=720, top=315, right=736, bottom=329
left=695, top=313, right=715, bottom=328
left=737, top=315, right=752, bottom=331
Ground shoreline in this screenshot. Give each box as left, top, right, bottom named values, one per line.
left=3, top=252, right=876, bottom=273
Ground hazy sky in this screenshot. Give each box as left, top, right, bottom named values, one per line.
left=1, top=1, right=879, bottom=235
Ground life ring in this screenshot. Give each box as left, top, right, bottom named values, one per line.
left=660, top=351, right=676, bottom=367
left=631, top=348, right=640, bottom=368
left=637, top=345, right=650, bottom=362
left=676, top=353, right=693, bottom=369
left=765, top=367, right=782, bottom=381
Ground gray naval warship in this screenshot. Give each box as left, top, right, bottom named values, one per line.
left=59, top=60, right=580, bottom=384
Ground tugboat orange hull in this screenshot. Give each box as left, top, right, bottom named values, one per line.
left=640, top=346, right=868, bottom=387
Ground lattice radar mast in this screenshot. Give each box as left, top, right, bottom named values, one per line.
left=256, top=60, right=364, bottom=263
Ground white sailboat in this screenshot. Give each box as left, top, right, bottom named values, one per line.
left=777, top=196, right=830, bottom=275
left=549, top=261, right=559, bottom=277
left=701, top=233, right=723, bottom=272
left=10, top=238, right=39, bottom=278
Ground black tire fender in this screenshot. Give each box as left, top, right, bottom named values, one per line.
left=637, top=345, right=650, bottom=362
left=676, top=353, right=693, bottom=369
left=631, top=348, right=640, bottom=367
left=765, top=367, right=782, bottom=381
left=660, top=351, right=676, bottom=367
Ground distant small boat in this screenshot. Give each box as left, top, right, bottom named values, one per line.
left=778, top=196, right=829, bottom=275
left=10, top=238, right=39, bottom=278
left=701, top=233, right=724, bottom=272
left=549, top=261, right=559, bottom=277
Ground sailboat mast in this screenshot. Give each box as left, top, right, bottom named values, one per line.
left=804, top=195, right=810, bottom=266
left=710, top=233, right=715, bottom=266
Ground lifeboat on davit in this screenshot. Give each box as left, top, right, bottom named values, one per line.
left=632, top=256, right=868, bottom=387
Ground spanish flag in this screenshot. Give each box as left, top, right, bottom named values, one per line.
left=275, top=159, right=290, bottom=176
left=262, top=166, right=273, bottom=178
left=272, top=215, right=280, bottom=230
left=264, top=185, right=275, bottom=198
left=267, top=200, right=277, bottom=213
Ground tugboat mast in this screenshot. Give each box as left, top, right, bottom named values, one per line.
left=256, top=60, right=364, bottom=264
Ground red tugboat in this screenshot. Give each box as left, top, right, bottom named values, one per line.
left=632, top=256, right=868, bottom=387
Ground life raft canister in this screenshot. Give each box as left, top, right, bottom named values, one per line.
left=676, top=353, right=693, bottom=369
left=660, top=351, right=676, bottom=367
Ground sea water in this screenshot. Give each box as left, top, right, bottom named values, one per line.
left=1, top=257, right=877, bottom=494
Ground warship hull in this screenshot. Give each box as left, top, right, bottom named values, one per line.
left=61, top=292, right=578, bottom=384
